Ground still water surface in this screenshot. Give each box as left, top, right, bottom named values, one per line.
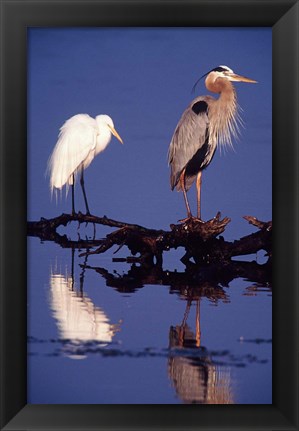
left=28, top=235, right=271, bottom=404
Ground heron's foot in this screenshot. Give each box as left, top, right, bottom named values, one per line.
left=178, top=215, right=204, bottom=224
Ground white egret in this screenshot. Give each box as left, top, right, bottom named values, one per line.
left=48, top=114, right=123, bottom=214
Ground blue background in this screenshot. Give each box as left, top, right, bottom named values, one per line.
left=28, top=27, right=271, bottom=238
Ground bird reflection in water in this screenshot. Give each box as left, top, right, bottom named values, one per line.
left=48, top=250, right=121, bottom=358
left=89, top=263, right=236, bottom=404
left=168, top=291, right=234, bottom=404
left=58, top=257, right=269, bottom=402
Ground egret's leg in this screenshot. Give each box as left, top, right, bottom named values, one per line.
left=71, top=174, right=76, bottom=215
left=70, top=247, right=75, bottom=291
left=196, top=171, right=202, bottom=220
left=80, top=169, right=90, bottom=215
left=179, top=170, right=192, bottom=218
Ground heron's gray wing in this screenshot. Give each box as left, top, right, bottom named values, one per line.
left=168, top=97, right=211, bottom=191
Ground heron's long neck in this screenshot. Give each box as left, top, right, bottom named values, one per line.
left=206, top=78, right=240, bottom=149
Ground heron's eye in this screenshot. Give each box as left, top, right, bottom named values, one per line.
left=222, top=71, right=233, bottom=78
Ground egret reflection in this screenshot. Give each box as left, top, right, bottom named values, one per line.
left=49, top=260, right=120, bottom=358
left=46, top=256, right=268, bottom=400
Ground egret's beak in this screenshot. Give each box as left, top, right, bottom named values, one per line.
left=108, top=125, right=123, bottom=144
left=228, top=73, right=257, bottom=83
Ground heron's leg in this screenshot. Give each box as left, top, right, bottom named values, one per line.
left=71, top=174, right=76, bottom=215
left=195, top=299, right=201, bottom=347
left=178, top=300, right=192, bottom=346
left=196, top=171, right=202, bottom=220
left=80, top=169, right=91, bottom=215
left=179, top=170, right=192, bottom=218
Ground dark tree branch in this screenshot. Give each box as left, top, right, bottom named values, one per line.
left=27, top=212, right=272, bottom=266
left=27, top=212, right=154, bottom=235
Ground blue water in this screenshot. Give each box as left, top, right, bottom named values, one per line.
left=27, top=27, right=272, bottom=404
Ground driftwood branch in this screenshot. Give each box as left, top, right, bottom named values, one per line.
left=27, top=211, right=272, bottom=266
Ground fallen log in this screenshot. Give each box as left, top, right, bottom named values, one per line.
left=27, top=212, right=272, bottom=265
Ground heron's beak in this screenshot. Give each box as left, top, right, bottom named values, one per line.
left=108, top=125, right=123, bottom=144
left=229, top=73, right=257, bottom=83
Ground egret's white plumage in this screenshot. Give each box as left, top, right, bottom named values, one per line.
left=48, top=114, right=123, bottom=214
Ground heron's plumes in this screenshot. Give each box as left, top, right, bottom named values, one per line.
left=190, top=66, right=253, bottom=153
left=192, top=66, right=236, bottom=94
left=209, top=86, right=242, bottom=152
left=191, top=75, right=205, bottom=94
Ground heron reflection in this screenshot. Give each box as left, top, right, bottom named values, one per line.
left=56, top=259, right=269, bottom=401
left=88, top=263, right=235, bottom=403
left=168, top=295, right=234, bottom=404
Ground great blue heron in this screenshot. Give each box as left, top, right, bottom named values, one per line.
left=48, top=114, right=123, bottom=215
left=168, top=65, right=257, bottom=221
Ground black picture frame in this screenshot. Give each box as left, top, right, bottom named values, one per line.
left=0, top=0, right=298, bottom=429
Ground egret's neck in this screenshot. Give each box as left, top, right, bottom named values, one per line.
left=95, top=128, right=112, bottom=155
